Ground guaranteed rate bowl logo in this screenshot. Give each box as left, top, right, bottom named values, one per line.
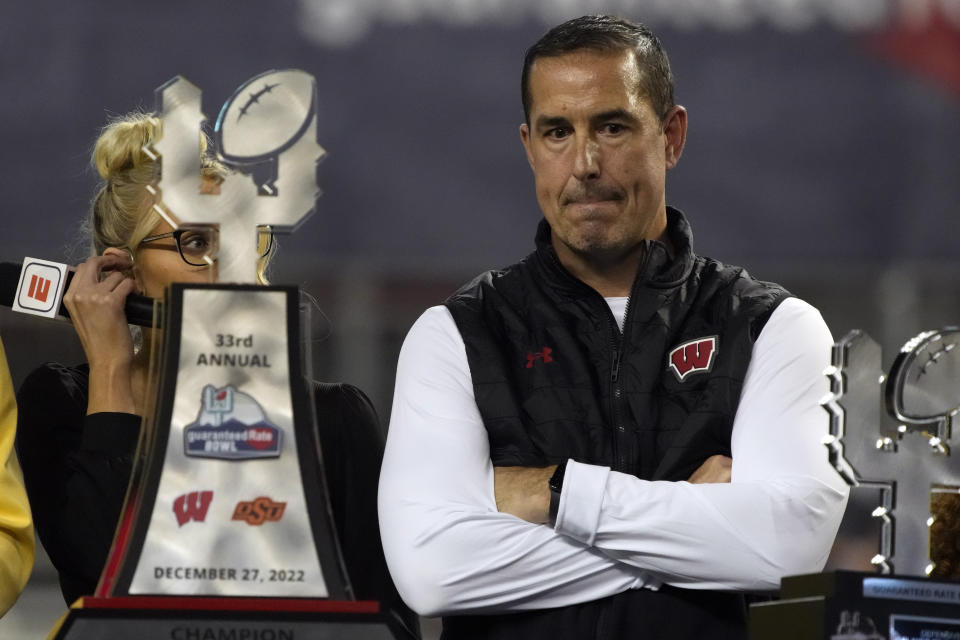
left=183, top=385, right=281, bottom=460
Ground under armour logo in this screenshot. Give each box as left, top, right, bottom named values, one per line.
left=525, top=347, right=554, bottom=369
left=667, top=336, right=718, bottom=382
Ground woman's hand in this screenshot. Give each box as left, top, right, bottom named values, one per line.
left=62, top=252, right=140, bottom=415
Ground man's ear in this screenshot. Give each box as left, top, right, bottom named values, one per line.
left=519, top=123, right=535, bottom=171
left=662, top=105, right=688, bottom=170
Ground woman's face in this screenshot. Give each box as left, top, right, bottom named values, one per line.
left=133, top=220, right=218, bottom=299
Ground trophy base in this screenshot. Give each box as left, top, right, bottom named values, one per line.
left=750, top=571, right=960, bottom=639
left=48, top=596, right=406, bottom=639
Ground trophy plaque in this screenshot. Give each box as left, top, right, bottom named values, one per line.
left=49, top=72, right=408, bottom=638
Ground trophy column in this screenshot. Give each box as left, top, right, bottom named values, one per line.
left=50, top=284, right=409, bottom=638
left=101, top=284, right=349, bottom=599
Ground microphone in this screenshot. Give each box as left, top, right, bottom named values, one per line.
left=1, top=261, right=160, bottom=328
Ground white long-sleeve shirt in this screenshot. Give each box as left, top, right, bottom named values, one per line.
left=378, top=297, right=849, bottom=617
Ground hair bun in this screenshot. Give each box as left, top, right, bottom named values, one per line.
left=92, top=113, right=160, bottom=180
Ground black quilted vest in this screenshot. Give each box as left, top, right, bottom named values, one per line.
left=442, top=208, right=789, bottom=639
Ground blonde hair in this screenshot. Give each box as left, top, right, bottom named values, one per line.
left=90, top=112, right=165, bottom=256
left=88, top=112, right=272, bottom=283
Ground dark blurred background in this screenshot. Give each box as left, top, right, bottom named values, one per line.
left=1, top=0, right=959, bottom=636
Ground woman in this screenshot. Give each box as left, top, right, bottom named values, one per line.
left=15, top=113, right=414, bottom=634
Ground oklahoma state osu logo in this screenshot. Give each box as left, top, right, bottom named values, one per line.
left=232, top=497, right=286, bottom=525
left=172, top=490, right=214, bottom=527
left=667, top=336, right=718, bottom=382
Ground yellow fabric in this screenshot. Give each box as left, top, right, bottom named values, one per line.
left=45, top=609, right=71, bottom=640
left=0, top=338, right=34, bottom=615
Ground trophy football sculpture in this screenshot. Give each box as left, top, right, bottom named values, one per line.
left=823, top=329, right=960, bottom=578
left=48, top=71, right=405, bottom=639
left=751, top=328, right=960, bottom=639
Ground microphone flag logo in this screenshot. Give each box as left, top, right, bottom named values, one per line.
left=12, top=258, right=68, bottom=318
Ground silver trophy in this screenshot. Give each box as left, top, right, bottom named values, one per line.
left=750, top=330, right=960, bottom=639
left=823, top=328, right=960, bottom=576
left=95, top=71, right=349, bottom=600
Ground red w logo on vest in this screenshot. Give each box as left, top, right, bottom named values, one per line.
left=667, top=336, right=718, bottom=382
left=173, top=490, right=214, bottom=527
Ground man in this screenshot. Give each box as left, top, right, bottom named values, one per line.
left=379, top=15, right=848, bottom=639
left=0, top=337, right=33, bottom=615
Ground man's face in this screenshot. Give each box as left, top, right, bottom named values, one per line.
left=520, top=49, right=686, bottom=265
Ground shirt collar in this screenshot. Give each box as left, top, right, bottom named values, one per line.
left=533, top=206, right=696, bottom=293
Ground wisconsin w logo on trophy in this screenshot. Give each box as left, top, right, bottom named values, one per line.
left=172, top=491, right=214, bottom=527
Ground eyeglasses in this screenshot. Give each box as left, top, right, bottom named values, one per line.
left=138, top=226, right=274, bottom=267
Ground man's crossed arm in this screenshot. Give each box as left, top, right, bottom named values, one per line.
left=494, top=454, right=732, bottom=524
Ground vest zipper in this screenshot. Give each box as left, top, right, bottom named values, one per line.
left=609, top=246, right=646, bottom=475
left=609, top=290, right=633, bottom=473
left=538, top=232, right=650, bottom=475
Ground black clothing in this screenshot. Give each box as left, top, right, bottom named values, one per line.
left=15, top=362, right=416, bottom=635
left=440, top=587, right=752, bottom=639
left=442, top=208, right=788, bottom=639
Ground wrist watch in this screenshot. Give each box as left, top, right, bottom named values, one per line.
left=548, top=459, right=568, bottom=527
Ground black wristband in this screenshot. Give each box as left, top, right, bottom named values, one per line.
left=548, top=459, right=567, bottom=527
